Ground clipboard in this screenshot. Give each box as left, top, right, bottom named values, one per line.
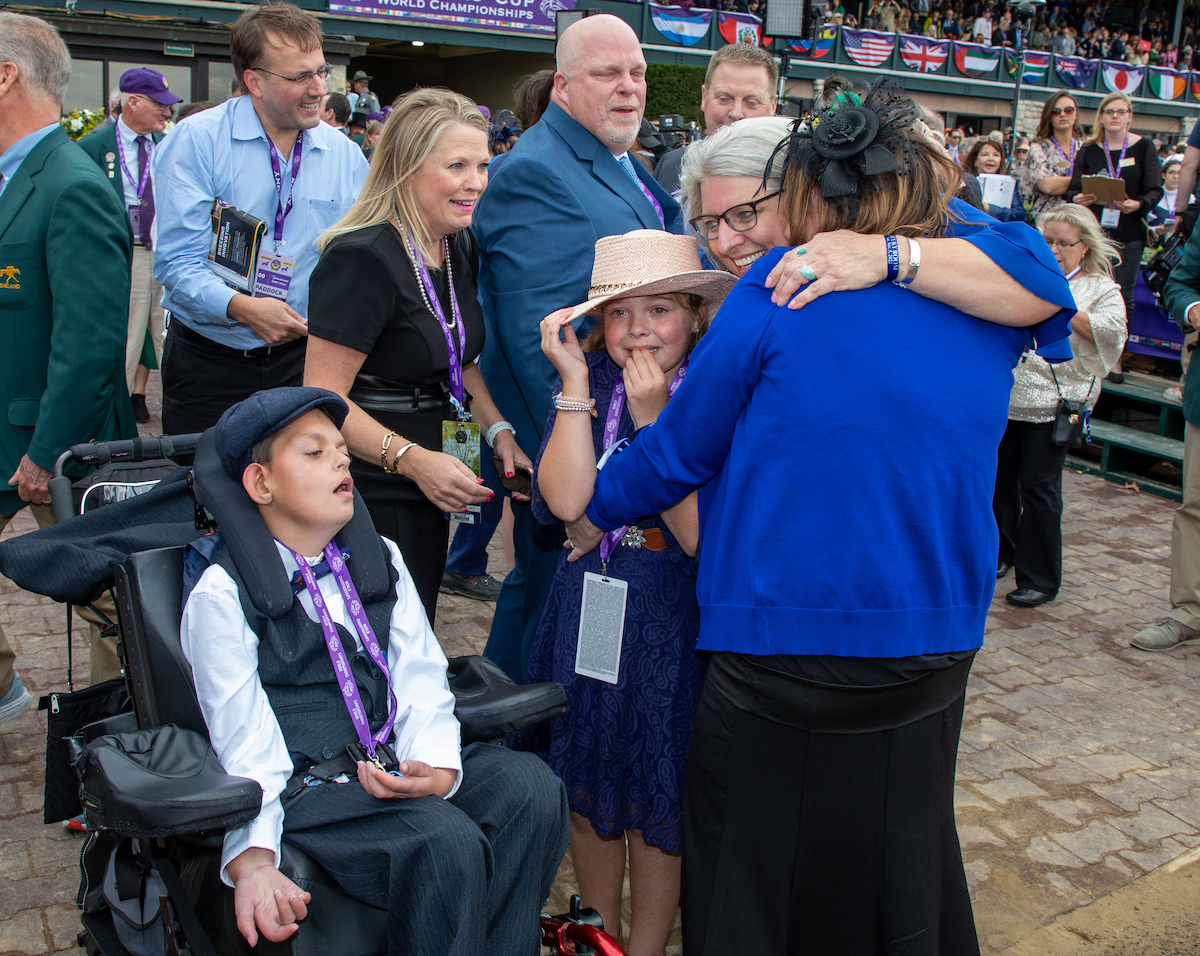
left=1081, top=175, right=1128, bottom=206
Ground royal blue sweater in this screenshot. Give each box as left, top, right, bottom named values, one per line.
left=587, top=248, right=1044, bottom=659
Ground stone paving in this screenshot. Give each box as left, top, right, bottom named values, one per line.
left=2, top=383, right=1200, bottom=953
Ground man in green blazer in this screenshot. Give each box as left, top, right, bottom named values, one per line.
left=0, top=11, right=135, bottom=722
left=78, top=67, right=179, bottom=424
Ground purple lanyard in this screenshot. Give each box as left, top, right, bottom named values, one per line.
left=1050, top=136, right=1076, bottom=171
left=415, top=238, right=468, bottom=418
left=114, top=125, right=152, bottom=202
left=1103, top=135, right=1129, bottom=180
left=598, top=361, right=688, bottom=564
left=283, top=541, right=397, bottom=763
left=267, top=133, right=304, bottom=246
left=1065, top=265, right=1082, bottom=281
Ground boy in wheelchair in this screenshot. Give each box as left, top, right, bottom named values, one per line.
left=179, top=387, right=569, bottom=955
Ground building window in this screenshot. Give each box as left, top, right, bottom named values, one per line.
left=63, top=59, right=104, bottom=114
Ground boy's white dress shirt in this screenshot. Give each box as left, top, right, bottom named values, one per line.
left=180, top=537, right=462, bottom=885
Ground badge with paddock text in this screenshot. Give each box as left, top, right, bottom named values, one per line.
left=442, top=420, right=481, bottom=525
left=253, top=250, right=295, bottom=300
left=576, top=572, right=628, bottom=684
left=1101, top=206, right=1121, bottom=228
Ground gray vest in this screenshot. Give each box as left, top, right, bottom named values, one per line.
left=214, top=547, right=398, bottom=769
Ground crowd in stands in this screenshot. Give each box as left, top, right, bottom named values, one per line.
left=834, top=0, right=1200, bottom=67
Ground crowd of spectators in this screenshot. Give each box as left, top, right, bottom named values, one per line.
left=834, top=0, right=1200, bottom=67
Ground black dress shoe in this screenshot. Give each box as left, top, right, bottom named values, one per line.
left=1106, top=371, right=1125, bottom=384
left=997, top=562, right=1012, bottom=579
left=1006, top=588, right=1055, bottom=608
left=131, top=393, right=150, bottom=424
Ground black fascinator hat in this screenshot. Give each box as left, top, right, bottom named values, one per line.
left=767, top=78, right=924, bottom=211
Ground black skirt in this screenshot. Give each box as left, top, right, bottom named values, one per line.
left=682, top=653, right=979, bottom=956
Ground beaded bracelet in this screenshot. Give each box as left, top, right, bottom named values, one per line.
left=884, top=235, right=900, bottom=281
left=553, top=393, right=597, bottom=414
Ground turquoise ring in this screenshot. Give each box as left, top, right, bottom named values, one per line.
left=795, top=246, right=808, bottom=256
left=799, top=265, right=817, bottom=282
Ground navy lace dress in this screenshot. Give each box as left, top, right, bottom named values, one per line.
left=519, top=351, right=705, bottom=851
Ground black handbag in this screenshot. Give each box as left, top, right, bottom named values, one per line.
left=1050, top=366, right=1094, bottom=449
left=38, top=677, right=133, bottom=824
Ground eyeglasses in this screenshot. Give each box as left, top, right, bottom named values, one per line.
left=251, top=65, right=333, bottom=87
left=690, top=191, right=781, bottom=240
left=1050, top=105, right=1077, bottom=115
left=1101, top=108, right=1131, bottom=117
left=1045, top=237, right=1083, bottom=249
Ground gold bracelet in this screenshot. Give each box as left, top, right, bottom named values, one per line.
left=381, top=431, right=399, bottom=472
left=389, top=440, right=418, bottom=475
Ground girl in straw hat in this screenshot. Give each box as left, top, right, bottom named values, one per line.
left=519, top=230, right=734, bottom=956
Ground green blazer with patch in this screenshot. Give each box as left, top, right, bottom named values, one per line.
left=0, top=127, right=135, bottom=513
left=77, top=122, right=165, bottom=208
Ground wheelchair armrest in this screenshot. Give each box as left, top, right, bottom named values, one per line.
left=448, top=655, right=569, bottom=744
left=80, top=725, right=261, bottom=838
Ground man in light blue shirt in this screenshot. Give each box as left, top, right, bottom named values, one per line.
left=152, top=2, right=368, bottom=434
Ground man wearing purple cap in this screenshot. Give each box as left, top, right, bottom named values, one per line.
left=79, top=67, right=182, bottom=423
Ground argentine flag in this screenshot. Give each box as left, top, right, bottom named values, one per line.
left=650, top=4, right=713, bottom=46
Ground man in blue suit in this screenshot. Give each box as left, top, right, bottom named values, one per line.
left=473, top=13, right=683, bottom=682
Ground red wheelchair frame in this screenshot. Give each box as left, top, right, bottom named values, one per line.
left=541, top=895, right=625, bottom=956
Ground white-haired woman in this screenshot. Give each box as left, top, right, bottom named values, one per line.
left=306, top=88, right=531, bottom=622
left=684, top=117, right=1076, bottom=329
left=994, top=204, right=1126, bottom=608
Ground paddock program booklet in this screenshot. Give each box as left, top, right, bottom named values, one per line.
left=208, top=199, right=266, bottom=293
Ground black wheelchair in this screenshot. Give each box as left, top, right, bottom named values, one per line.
left=0, top=432, right=621, bottom=956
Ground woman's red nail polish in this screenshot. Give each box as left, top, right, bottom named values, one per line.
left=507, top=471, right=514, bottom=477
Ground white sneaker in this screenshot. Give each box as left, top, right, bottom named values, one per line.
left=1164, top=385, right=1183, bottom=402
left=0, top=674, right=32, bottom=724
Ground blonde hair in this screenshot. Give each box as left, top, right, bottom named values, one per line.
left=1036, top=204, right=1120, bottom=278
left=317, top=87, right=487, bottom=258
left=1086, top=91, right=1133, bottom=146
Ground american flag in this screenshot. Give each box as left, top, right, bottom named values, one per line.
left=900, top=36, right=949, bottom=72
left=842, top=28, right=897, bottom=68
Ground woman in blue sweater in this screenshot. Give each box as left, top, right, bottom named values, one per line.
left=563, top=81, right=1072, bottom=955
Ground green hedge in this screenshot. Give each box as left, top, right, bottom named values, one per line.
left=645, top=63, right=707, bottom=128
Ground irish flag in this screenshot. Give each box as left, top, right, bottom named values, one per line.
left=1148, top=67, right=1188, bottom=100
left=954, top=41, right=1001, bottom=77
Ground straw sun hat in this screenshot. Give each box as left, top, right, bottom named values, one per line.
left=565, top=230, right=738, bottom=323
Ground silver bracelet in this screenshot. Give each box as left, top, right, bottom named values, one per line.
left=900, top=237, right=921, bottom=285
left=484, top=421, right=516, bottom=448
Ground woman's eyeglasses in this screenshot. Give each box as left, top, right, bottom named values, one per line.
left=1045, top=238, right=1083, bottom=249
left=1050, top=105, right=1077, bottom=116
left=690, top=191, right=781, bottom=241
left=1101, top=108, right=1131, bottom=117
left=252, top=65, right=334, bottom=87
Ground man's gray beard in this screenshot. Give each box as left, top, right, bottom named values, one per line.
left=601, top=117, right=640, bottom=151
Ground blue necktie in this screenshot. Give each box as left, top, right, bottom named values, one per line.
left=617, top=153, right=665, bottom=227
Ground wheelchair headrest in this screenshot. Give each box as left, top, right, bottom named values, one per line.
left=191, top=429, right=391, bottom=620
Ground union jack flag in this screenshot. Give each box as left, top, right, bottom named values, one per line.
left=841, top=28, right=897, bottom=67
left=900, top=35, right=949, bottom=72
